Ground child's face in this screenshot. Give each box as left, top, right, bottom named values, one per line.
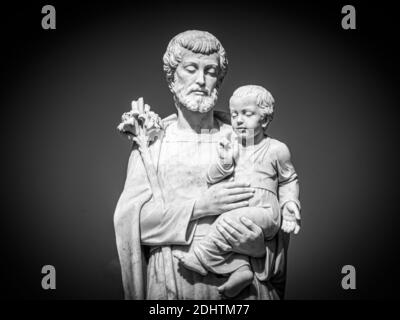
left=229, top=95, right=264, bottom=140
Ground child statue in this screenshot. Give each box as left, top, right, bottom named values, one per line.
left=174, top=85, right=301, bottom=297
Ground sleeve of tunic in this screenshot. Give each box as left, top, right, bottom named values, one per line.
left=206, top=156, right=234, bottom=185
left=117, top=145, right=197, bottom=246
left=140, top=196, right=197, bottom=246
left=274, top=141, right=301, bottom=210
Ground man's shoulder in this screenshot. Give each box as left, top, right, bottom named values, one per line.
left=162, top=113, right=178, bottom=128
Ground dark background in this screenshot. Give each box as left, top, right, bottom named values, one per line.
left=1, top=0, right=399, bottom=299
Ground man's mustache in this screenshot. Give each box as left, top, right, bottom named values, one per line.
left=187, top=87, right=209, bottom=95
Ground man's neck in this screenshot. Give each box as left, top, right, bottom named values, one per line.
left=176, top=105, right=217, bottom=133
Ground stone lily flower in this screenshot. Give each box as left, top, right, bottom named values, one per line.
left=117, top=98, right=164, bottom=201
left=117, top=99, right=164, bottom=146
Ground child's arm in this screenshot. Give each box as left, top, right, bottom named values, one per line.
left=274, top=141, right=301, bottom=234
left=206, top=137, right=236, bottom=184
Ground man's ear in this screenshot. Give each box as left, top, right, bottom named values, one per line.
left=168, top=72, right=177, bottom=93
left=168, top=81, right=175, bottom=93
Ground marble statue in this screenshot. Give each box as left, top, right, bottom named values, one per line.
left=114, top=30, right=301, bottom=300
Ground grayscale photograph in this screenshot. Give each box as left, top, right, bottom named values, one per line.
left=1, top=0, right=399, bottom=308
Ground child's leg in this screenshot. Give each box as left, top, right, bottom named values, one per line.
left=217, top=265, right=254, bottom=298
left=175, top=208, right=251, bottom=276
left=215, top=205, right=280, bottom=297
left=174, top=206, right=279, bottom=296
left=238, top=205, right=281, bottom=240
left=173, top=245, right=208, bottom=276
left=209, top=205, right=281, bottom=251
left=175, top=204, right=279, bottom=274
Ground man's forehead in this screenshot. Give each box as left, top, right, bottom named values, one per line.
left=180, top=50, right=219, bottom=65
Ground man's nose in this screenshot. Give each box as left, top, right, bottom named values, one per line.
left=195, top=70, right=205, bottom=86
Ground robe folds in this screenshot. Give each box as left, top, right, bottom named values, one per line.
left=114, top=111, right=290, bottom=300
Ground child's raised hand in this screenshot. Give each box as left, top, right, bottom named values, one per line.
left=281, top=201, right=301, bottom=234
left=217, top=132, right=239, bottom=167
left=217, top=138, right=234, bottom=167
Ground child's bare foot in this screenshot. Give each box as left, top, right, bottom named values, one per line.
left=217, top=266, right=253, bottom=298
left=173, top=251, right=208, bottom=276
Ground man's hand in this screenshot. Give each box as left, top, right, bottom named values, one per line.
left=192, top=182, right=255, bottom=220
left=281, top=201, right=301, bottom=234
left=214, top=216, right=265, bottom=258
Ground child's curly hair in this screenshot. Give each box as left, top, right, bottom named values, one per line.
left=230, top=85, right=275, bottom=131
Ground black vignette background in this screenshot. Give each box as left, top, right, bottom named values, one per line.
left=0, top=0, right=399, bottom=299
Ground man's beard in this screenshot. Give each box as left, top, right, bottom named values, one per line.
left=171, top=82, right=219, bottom=113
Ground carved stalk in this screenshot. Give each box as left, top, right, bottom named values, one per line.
left=136, top=138, right=164, bottom=203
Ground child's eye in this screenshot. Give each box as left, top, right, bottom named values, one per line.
left=245, top=112, right=254, bottom=116
left=231, top=113, right=237, bottom=118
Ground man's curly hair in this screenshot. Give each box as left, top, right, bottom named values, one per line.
left=163, top=30, right=228, bottom=90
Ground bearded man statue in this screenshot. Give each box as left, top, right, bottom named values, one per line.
left=114, top=30, right=290, bottom=300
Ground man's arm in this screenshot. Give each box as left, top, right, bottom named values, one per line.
left=140, top=181, right=255, bottom=245
left=140, top=198, right=197, bottom=246
left=131, top=148, right=254, bottom=246
left=119, top=146, right=197, bottom=246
